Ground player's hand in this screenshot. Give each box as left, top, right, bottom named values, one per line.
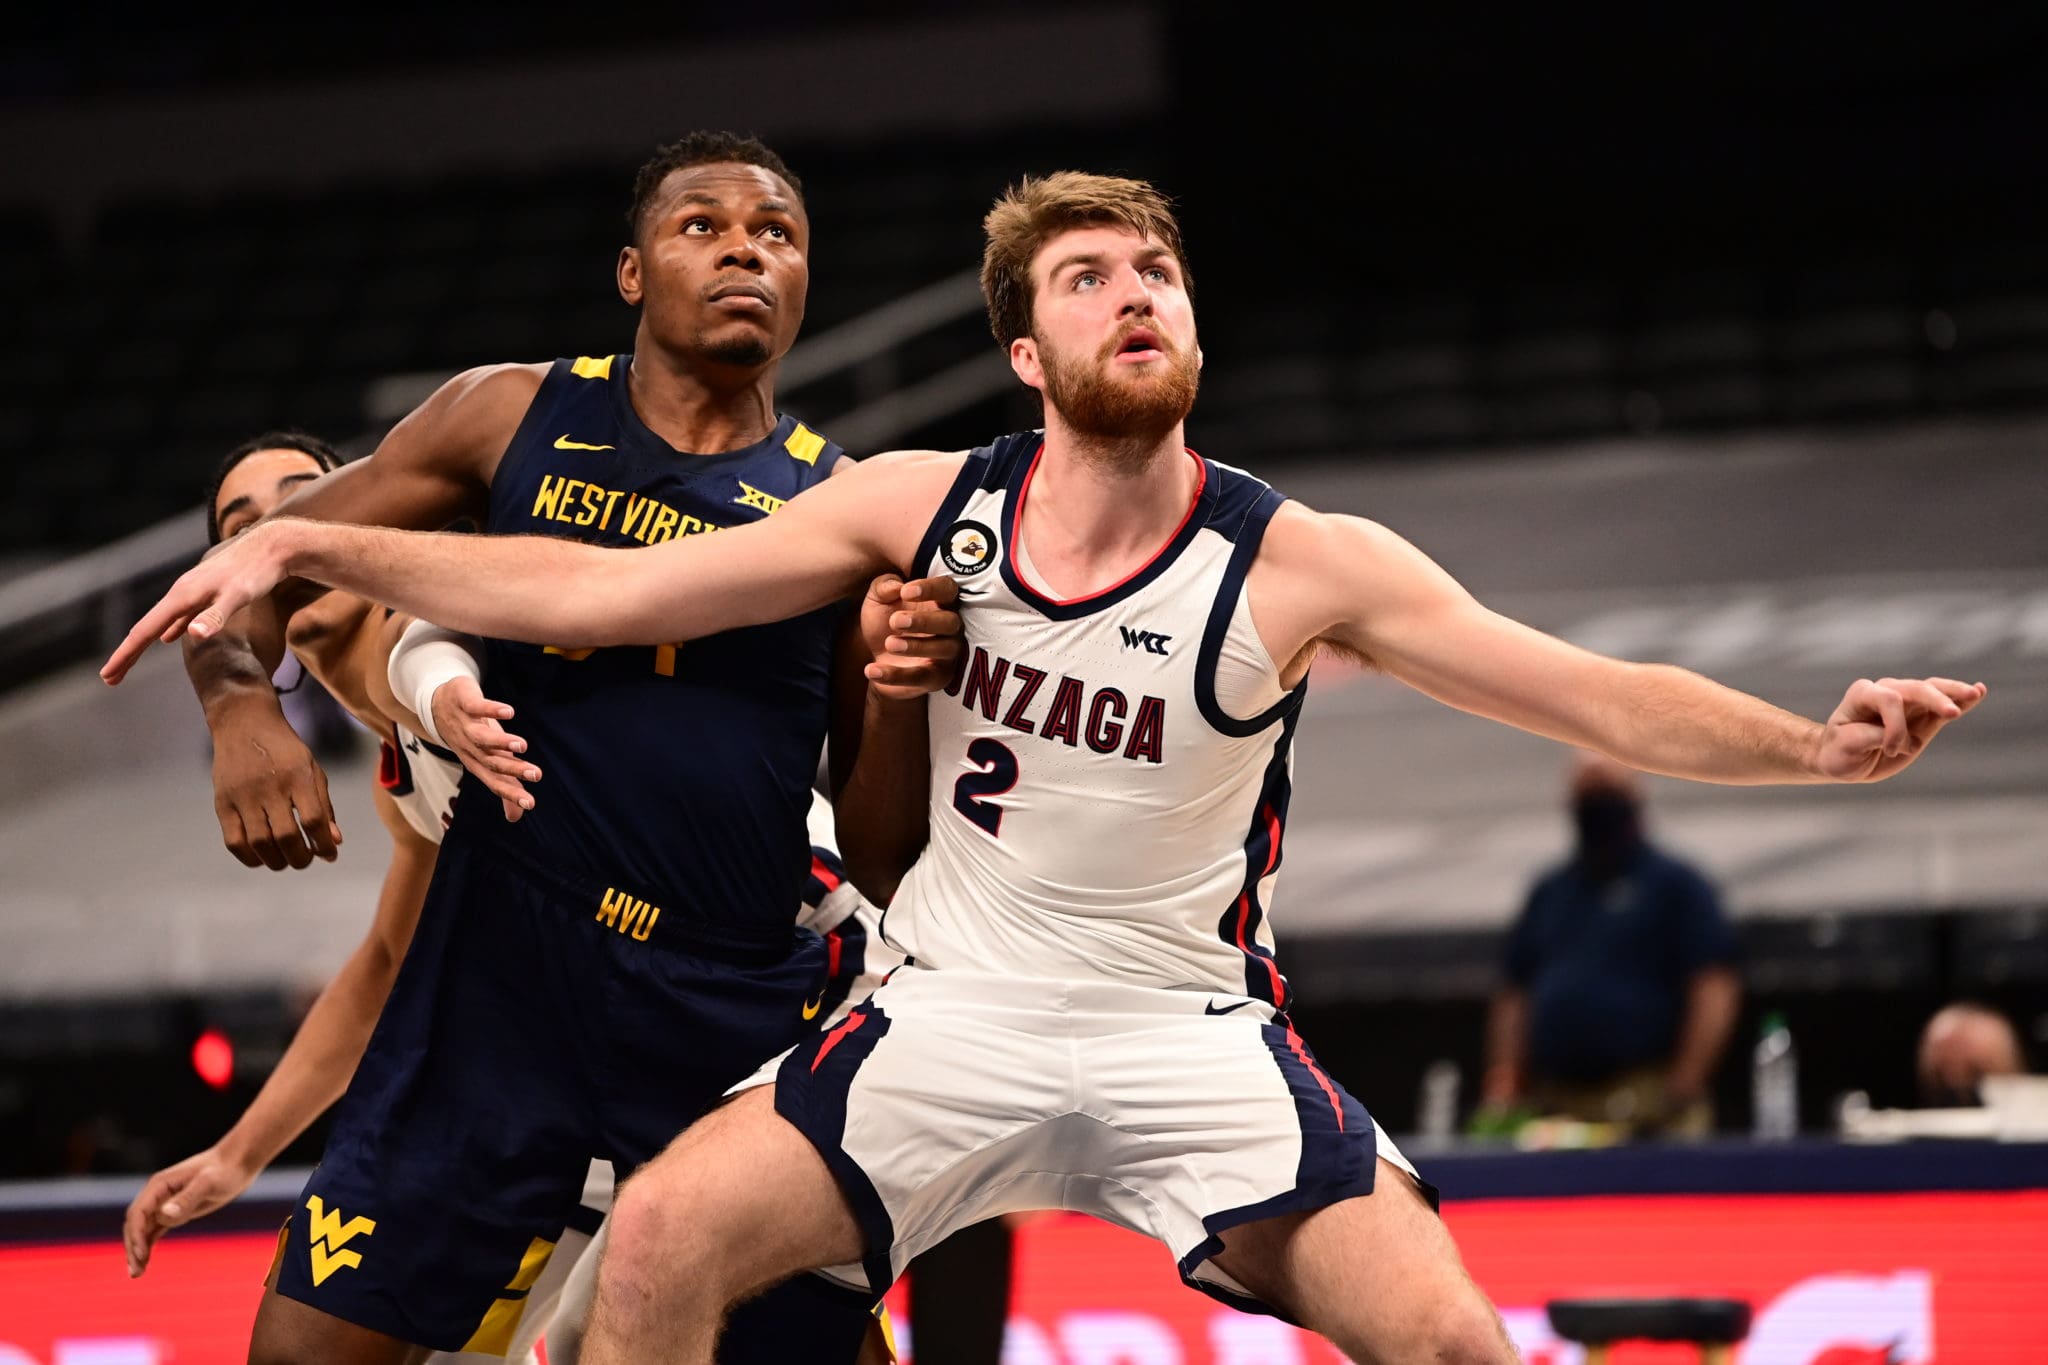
left=432, top=675, right=538, bottom=822
left=860, top=574, right=963, bottom=702
left=102, top=520, right=300, bottom=685
left=1814, top=676, right=1987, bottom=782
left=208, top=695, right=342, bottom=870
left=122, top=1145, right=260, bottom=1278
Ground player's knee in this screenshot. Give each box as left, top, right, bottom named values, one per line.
left=605, top=1168, right=738, bottom=1296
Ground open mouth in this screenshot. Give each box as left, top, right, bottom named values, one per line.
left=1114, top=328, right=1165, bottom=362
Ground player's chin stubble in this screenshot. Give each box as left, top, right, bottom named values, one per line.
left=700, top=331, right=775, bottom=368
left=1040, top=336, right=1201, bottom=473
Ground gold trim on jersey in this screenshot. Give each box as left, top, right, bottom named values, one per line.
left=784, top=423, right=826, bottom=465
left=570, top=355, right=615, bottom=380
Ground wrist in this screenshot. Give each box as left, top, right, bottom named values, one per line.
left=864, top=685, right=928, bottom=716
left=266, top=517, right=324, bottom=580
left=210, top=1130, right=271, bottom=1178
left=200, top=680, right=293, bottom=729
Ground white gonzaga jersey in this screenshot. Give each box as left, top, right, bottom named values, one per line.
left=887, top=433, right=1306, bottom=1007
left=376, top=722, right=464, bottom=845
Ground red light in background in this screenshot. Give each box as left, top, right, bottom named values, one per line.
left=190, top=1029, right=234, bottom=1090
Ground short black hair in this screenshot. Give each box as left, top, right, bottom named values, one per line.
left=206, top=430, right=343, bottom=545
left=626, top=132, right=804, bottom=245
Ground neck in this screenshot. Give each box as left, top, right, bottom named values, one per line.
left=626, top=331, right=781, bottom=454
left=1018, top=416, right=1199, bottom=597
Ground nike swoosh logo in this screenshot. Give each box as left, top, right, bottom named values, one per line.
left=1204, top=999, right=1254, bottom=1015
left=554, top=435, right=616, bottom=451
left=802, top=994, right=826, bottom=1021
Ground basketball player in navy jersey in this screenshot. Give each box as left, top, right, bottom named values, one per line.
left=112, top=172, right=1986, bottom=1362
left=123, top=134, right=959, bottom=1363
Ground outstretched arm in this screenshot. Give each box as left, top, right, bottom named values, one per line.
left=105, top=450, right=965, bottom=683
left=179, top=364, right=535, bottom=866
left=1257, top=505, right=1985, bottom=784
left=122, top=787, right=437, bottom=1276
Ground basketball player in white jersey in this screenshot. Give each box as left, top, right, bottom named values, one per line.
left=106, top=173, right=1987, bottom=1363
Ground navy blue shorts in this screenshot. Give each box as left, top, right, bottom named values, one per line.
left=274, top=827, right=869, bottom=1358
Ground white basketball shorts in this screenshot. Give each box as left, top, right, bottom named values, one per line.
left=732, top=963, right=1432, bottom=1316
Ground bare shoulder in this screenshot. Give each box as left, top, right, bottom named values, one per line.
left=427, top=362, right=549, bottom=428
left=1256, top=500, right=1406, bottom=575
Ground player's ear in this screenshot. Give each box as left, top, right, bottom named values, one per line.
left=617, top=246, right=643, bottom=307
left=1010, top=337, right=1043, bottom=393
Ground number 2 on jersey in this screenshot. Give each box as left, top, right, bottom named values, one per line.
left=951, top=738, right=1018, bottom=837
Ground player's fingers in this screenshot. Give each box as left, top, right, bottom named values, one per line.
left=123, top=1182, right=163, bottom=1274
left=215, top=802, right=263, bottom=869
left=461, top=690, right=517, bottom=723
left=1864, top=682, right=1910, bottom=755
left=501, top=796, right=526, bottom=823
left=274, top=803, right=316, bottom=872
left=890, top=608, right=963, bottom=638
left=1925, top=677, right=1989, bottom=711
left=102, top=601, right=190, bottom=683
left=294, top=773, right=340, bottom=863
left=900, top=575, right=959, bottom=606
left=247, top=807, right=291, bottom=873
left=1834, top=720, right=1888, bottom=762
left=1879, top=677, right=1964, bottom=721
left=865, top=574, right=906, bottom=606
left=465, top=718, right=525, bottom=756
left=883, top=635, right=958, bottom=660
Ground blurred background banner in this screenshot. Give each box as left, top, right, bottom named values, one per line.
left=2, top=3, right=2044, bottom=1358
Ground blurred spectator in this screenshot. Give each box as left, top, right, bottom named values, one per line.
left=1480, top=754, right=1741, bottom=1138
left=1917, top=1002, right=2027, bottom=1106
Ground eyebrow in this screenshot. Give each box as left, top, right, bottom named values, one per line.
left=216, top=472, right=321, bottom=529
left=1047, top=246, right=1172, bottom=280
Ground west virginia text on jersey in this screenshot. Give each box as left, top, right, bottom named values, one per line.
left=473, top=354, right=843, bottom=940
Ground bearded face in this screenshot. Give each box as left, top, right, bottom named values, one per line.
left=1037, top=322, right=1201, bottom=450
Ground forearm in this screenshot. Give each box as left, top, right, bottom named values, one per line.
left=184, top=595, right=293, bottom=724
left=1665, top=967, right=1742, bottom=1095
left=1592, top=662, right=1827, bottom=785
left=287, top=522, right=661, bottom=647
left=833, top=691, right=932, bottom=906
left=213, top=940, right=399, bottom=1170
left=1483, top=990, right=1529, bottom=1102
left=284, top=520, right=858, bottom=648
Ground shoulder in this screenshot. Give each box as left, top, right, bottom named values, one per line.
left=436, top=362, right=550, bottom=410
left=1259, top=501, right=1414, bottom=568
left=839, top=447, right=973, bottom=494
left=405, top=362, right=549, bottom=446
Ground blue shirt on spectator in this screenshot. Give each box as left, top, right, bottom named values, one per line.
left=1506, top=844, right=1737, bottom=1082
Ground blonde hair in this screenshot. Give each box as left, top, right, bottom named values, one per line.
left=980, top=171, right=1193, bottom=348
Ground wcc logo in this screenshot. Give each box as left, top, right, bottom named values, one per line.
left=305, top=1195, right=376, bottom=1286
left=1119, top=626, right=1172, bottom=655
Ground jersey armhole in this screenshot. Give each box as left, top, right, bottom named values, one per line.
left=909, top=446, right=999, bottom=575
left=488, top=357, right=576, bottom=517
left=1194, top=486, right=1306, bottom=737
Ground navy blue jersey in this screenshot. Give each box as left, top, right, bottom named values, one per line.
left=463, top=353, right=843, bottom=938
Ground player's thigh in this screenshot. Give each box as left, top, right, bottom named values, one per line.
left=248, top=1277, right=431, bottom=1365
left=606, top=1085, right=863, bottom=1298
left=1211, top=1158, right=1509, bottom=1364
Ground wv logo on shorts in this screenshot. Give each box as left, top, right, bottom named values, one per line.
left=306, top=1195, right=376, bottom=1286
left=1119, top=626, right=1173, bottom=655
